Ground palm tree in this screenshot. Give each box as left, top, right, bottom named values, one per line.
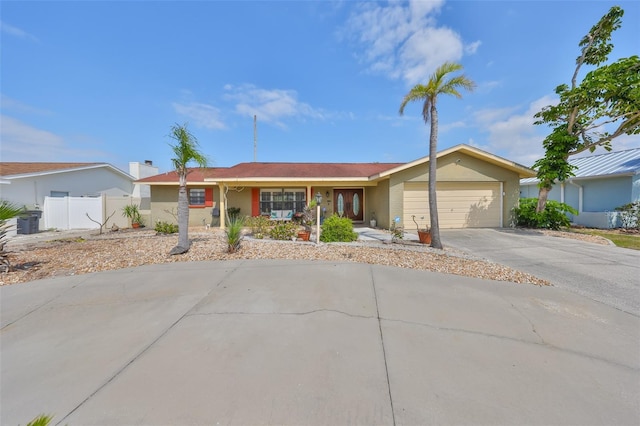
left=168, top=123, right=208, bottom=255
left=399, top=62, right=475, bottom=249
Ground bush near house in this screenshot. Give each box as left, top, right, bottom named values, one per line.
left=269, top=221, right=298, bottom=240
left=245, top=215, right=272, bottom=238
left=154, top=221, right=179, bottom=234
left=320, top=214, right=358, bottom=242
left=512, top=197, right=578, bottom=230
left=227, top=207, right=241, bottom=220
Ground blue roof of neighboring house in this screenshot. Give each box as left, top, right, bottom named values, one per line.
left=521, top=147, right=640, bottom=184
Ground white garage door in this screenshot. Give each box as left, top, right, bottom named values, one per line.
left=403, top=182, right=502, bottom=229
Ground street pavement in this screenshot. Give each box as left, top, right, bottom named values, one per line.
left=2, top=259, right=638, bottom=425
left=440, top=228, right=640, bottom=317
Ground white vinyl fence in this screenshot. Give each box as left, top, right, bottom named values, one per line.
left=43, top=195, right=141, bottom=230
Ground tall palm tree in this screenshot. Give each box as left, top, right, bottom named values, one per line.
left=399, top=62, right=475, bottom=249
left=168, top=123, right=208, bottom=255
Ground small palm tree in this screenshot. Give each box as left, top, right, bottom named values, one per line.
left=168, top=123, right=208, bottom=255
left=0, top=200, right=24, bottom=272
left=399, top=62, right=475, bottom=249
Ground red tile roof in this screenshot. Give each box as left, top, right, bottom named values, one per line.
left=217, top=162, right=404, bottom=179
left=0, top=162, right=102, bottom=177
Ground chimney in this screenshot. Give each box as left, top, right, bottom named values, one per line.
left=144, top=160, right=153, bottom=166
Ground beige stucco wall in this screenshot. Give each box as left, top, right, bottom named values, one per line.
left=149, top=185, right=220, bottom=227
left=388, top=152, right=523, bottom=229
left=223, top=188, right=252, bottom=218
left=366, top=180, right=390, bottom=228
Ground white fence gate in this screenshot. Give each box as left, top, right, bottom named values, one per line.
left=44, top=196, right=103, bottom=230
left=43, top=196, right=141, bottom=230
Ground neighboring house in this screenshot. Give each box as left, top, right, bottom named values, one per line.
left=138, top=144, right=535, bottom=230
left=520, top=147, right=640, bottom=228
left=0, top=162, right=141, bottom=230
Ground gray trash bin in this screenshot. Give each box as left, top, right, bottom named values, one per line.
left=27, top=210, right=41, bottom=233
left=17, top=217, right=30, bottom=234
left=17, top=211, right=41, bottom=234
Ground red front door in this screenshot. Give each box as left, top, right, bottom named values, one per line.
left=334, top=189, right=364, bottom=221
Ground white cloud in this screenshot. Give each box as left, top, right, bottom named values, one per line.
left=223, top=84, right=325, bottom=129
left=465, top=40, right=481, bottom=55
left=1, top=94, right=50, bottom=115
left=0, top=21, right=38, bottom=42
left=477, top=80, right=501, bottom=94
left=399, top=26, right=463, bottom=84
left=473, top=106, right=520, bottom=125
left=439, top=120, right=467, bottom=133
left=0, top=115, right=103, bottom=161
left=172, top=102, right=226, bottom=130
left=474, top=94, right=640, bottom=165
left=572, top=133, right=640, bottom=158
left=473, top=95, right=557, bottom=166
left=343, top=0, right=471, bottom=85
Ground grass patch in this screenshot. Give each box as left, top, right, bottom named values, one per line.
left=571, top=228, right=640, bottom=250
left=49, top=237, right=86, bottom=243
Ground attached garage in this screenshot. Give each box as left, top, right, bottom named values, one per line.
left=403, top=181, right=502, bottom=229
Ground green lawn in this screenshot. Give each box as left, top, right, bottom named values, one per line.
left=571, top=228, right=640, bottom=250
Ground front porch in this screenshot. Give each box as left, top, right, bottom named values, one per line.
left=214, top=184, right=378, bottom=229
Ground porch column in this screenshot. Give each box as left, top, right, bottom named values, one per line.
left=219, top=185, right=226, bottom=230
left=306, top=185, right=312, bottom=204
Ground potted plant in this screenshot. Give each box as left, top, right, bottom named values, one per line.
left=412, top=215, right=431, bottom=244
left=370, top=212, right=377, bottom=228
left=122, top=204, right=144, bottom=228
left=297, top=200, right=317, bottom=241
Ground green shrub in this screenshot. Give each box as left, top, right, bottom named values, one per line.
left=245, top=215, right=272, bottom=238
left=512, top=198, right=578, bottom=230
left=269, top=221, right=298, bottom=240
left=225, top=216, right=244, bottom=253
left=227, top=207, right=241, bottom=220
left=320, top=214, right=358, bottom=242
left=154, top=221, right=179, bottom=234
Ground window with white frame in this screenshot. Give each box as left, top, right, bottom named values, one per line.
left=260, top=189, right=306, bottom=214
left=189, top=188, right=206, bottom=206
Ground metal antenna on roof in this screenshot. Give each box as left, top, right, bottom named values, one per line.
left=253, top=115, right=257, bottom=162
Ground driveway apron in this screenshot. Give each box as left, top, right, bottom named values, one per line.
left=441, top=228, right=640, bottom=317
left=1, top=260, right=638, bottom=425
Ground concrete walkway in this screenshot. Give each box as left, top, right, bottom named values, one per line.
left=2, top=260, right=638, bottom=425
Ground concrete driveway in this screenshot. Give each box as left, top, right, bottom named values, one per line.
left=441, top=228, right=640, bottom=317
left=1, top=260, right=638, bottom=425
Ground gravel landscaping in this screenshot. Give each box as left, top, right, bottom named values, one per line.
left=0, top=227, right=564, bottom=286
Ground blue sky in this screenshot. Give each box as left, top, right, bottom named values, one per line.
left=2, top=0, right=639, bottom=174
